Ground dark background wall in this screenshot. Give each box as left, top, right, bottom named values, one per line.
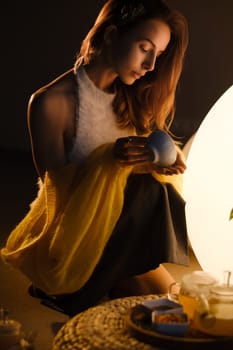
left=1, top=0, right=233, bottom=151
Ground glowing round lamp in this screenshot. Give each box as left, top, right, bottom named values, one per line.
left=183, top=85, right=233, bottom=282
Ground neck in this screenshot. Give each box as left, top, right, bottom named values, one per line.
left=84, top=57, right=117, bottom=93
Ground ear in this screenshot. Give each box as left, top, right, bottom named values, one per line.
left=104, top=25, right=118, bottom=45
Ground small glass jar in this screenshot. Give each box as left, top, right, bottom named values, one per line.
left=0, top=308, right=22, bottom=350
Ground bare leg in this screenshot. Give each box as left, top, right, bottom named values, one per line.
left=109, top=264, right=175, bottom=298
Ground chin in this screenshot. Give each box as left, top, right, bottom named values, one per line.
left=118, top=72, right=137, bottom=85
left=122, top=77, right=137, bottom=85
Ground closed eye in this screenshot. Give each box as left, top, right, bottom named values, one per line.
left=140, top=45, right=150, bottom=53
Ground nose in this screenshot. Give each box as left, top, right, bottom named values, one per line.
left=142, top=51, right=156, bottom=72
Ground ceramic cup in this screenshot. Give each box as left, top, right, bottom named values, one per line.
left=147, top=130, right=177, bottom=167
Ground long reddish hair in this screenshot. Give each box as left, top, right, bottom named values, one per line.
left=75, top=0, right=189, bottom=135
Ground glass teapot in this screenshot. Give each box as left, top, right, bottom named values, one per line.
left=193, top=271, right=233, bottom=336
left=168, top=270, right=217, bottom=320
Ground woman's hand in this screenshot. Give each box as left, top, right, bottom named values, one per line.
left=113, top=136, right=153, bottom=166
left=153, top=147, right=187, bottom=175
left=113, top=136, right=187, bottom=175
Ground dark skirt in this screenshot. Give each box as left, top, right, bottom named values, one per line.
left=31, top=173, right=189, bottom=316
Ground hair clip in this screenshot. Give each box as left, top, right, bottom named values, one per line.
left=119, top=1, right=146, bottom=25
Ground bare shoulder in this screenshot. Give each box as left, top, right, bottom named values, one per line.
left=27, top=68, right=79, bottom=151
left=27, top=69, right=79, bottom=177
left=28, top=68, right=78, bottom=123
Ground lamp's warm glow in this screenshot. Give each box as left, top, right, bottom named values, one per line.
left=183, top=85, right=233, bottom=282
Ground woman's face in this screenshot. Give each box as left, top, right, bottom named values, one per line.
left=112, top=19, right=171, bottom=85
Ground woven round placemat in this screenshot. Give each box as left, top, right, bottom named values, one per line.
left=52, top=294, right=161, bottom=350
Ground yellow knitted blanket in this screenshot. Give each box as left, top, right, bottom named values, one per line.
left=1, top=143, right=183, bottom=295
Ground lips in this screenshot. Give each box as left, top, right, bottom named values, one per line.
left=133, top=72, right=142, bottom=79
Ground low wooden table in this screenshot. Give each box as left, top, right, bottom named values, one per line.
left=52, top=294, right=160, bottom=350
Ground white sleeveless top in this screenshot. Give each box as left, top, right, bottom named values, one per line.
left=68, top=65, right=135, bottom=163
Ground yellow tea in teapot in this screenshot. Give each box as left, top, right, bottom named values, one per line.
left=177, top=294, right=198, bottom=320
left=168, top=270, right=217, bottom=320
